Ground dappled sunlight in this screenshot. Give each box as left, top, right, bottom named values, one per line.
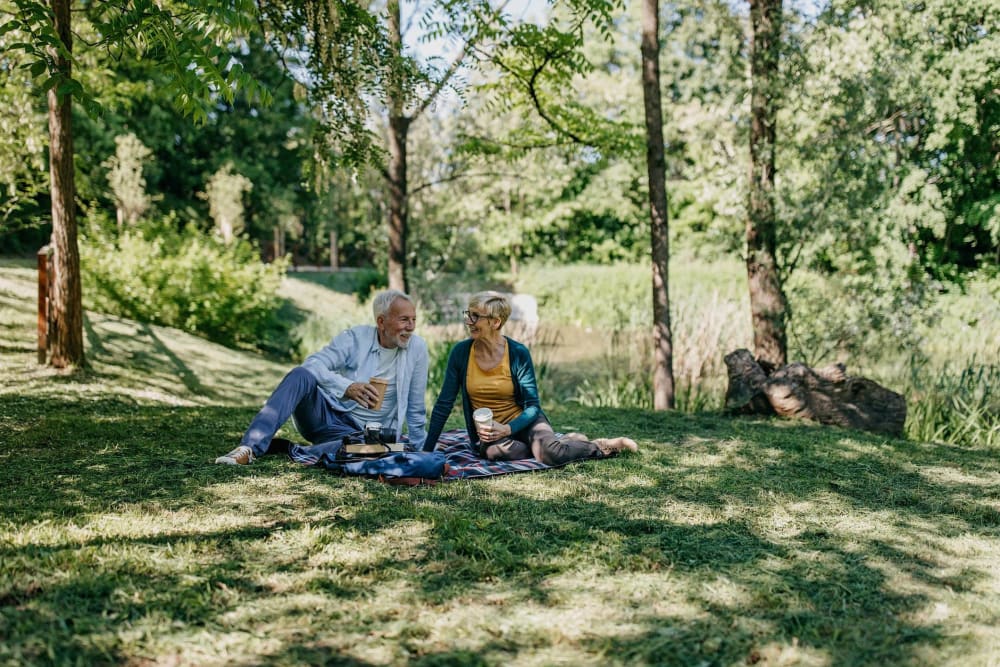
left=212, top=582, right=421, bottom=664
left=307, top=520, right=434, bottom=570
left=698, top=573, right=756, bottom=609
left=919, top=465, right=1000, bottom=488
left=201, top=476, right=350, bottom=521
left=279, top=274, right=365, bottom=316
left=481, top=475, right=590, bottom=501
left=419, top=571, right=700, bottom=663
left=116, top=625, right=285, bottom=667
left=755, top=499, right=827, bottom=540
left=0, top=265, right=287, bottom=408
left=85, top=312, right=287, bottom=407
left=752, top=640, right=831, bottom=666
left=672, top=437, right=780, bottom=472
left=650, top=498, right=727, bottom=526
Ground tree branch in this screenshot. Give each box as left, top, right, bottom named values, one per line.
left=410, top=169, right=532, bottom=195
left=410, top=0, right=514, bottom=122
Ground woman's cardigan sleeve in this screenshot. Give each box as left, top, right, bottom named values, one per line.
left=505, top=338, right=543, bottom=434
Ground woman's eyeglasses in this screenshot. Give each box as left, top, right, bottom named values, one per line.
left=463, top=310, right=489, bottom=324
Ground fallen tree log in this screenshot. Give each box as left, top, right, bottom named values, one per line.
left=724, top=349, right=907, bottom=436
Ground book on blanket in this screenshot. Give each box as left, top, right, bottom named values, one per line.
left=342, top=442, right=405, bottom=455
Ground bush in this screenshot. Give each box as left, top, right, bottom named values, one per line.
left=81, top=223, right=288, bottom=350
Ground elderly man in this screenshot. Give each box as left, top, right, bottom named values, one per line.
left=216, top=289, right=428, bottom=464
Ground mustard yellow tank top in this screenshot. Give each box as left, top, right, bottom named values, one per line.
left=466, top=343, right=522, bottom=425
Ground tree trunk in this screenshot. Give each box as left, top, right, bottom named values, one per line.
left=746, top=0, right=788, bottom=367
left=641, top=0, right=675, bottom=410
left=46, top=0, right=83, bottom=368
left=329, top=230, right=339, bottom=270
left=385, top=0, right=409, bottom=293
left=387, top=114, right=409, bottom=292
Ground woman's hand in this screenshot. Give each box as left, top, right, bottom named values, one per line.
left=478, top=420, right=512, bottom=443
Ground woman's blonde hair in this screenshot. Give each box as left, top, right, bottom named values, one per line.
left=468, top=291, right=511, bottom=327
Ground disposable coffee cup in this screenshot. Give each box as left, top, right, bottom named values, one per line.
left=473, top=407, right=493, bottom=437
left=473, top=407, right=493, bottom=426
left=369, top=377, right=389, bottom=410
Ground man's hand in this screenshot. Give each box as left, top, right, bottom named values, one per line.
left=344, top=381, right=378, bottom=408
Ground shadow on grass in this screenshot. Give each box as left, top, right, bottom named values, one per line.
left=56, top=312, right=289, bottom=405
left=1, top=401, right=997, bottom=665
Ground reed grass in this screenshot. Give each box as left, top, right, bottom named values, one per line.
left=904, top=358, right=1000, bottom=446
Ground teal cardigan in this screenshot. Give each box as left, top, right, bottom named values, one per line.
left=423, top=337, right=544, bottom=451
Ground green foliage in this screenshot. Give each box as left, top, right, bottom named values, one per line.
left=350, top=266, right=388, bottom=300
left=513, top=263, right=648, bottom=328
left=101, top=132, right=154, bottom=226
left=784, top=269, right=934, bottom=368
left=0, top=7, right=48, bottom=232
left=70, top=33, right=318, bottom=254
left=906, top=358, right=1000, bottom=447
left=513, top=260, right=748, bottom=412
left=201, top=162, right=253, bottom=242
left=3, top=0, right=268, bottom=121
left=512, top=259, right=746, bottom=328
left=85, top=0, right=271, bottom=121
left=289, top=313, right=353, bottom=362
left=80, top=222, right=288, bottom=350
left=781, top=0, right=999, bottom=283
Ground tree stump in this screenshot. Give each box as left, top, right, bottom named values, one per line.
left=724, top=349, right=907, bottom=436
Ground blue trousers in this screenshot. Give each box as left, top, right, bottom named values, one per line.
left=240, top=367, right=361, bottom=457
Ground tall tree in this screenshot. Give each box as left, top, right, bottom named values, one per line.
left=746, top=0, right=788, bottom=366
left=260, top=0, right=496, bottom=292
left=385, top=0, right=410, bottom=291
left=5, top=0, right=265, bottom=367
left=372, top=1, right=493, bottom=292
left=45, top=0, right=83, bottom=367
left=640, top=0, right=675, bottom=409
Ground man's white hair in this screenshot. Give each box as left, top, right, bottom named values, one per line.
left=372, top=289, right=412, bottom=319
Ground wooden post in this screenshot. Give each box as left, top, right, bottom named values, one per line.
left=37, top=245, right=52, bottom=364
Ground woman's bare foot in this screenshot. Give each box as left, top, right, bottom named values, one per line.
left=594, top=437, right=639, bottom=456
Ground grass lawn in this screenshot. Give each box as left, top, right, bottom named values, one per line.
left=2, top=260, right=999, bottom=666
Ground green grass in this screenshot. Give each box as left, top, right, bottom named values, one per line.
left=2, top=260, right=1000, bottom=666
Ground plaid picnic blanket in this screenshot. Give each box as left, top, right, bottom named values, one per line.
left=286, top=429, right=564, bottom=480
left=435, top=429, right=561, bottom=480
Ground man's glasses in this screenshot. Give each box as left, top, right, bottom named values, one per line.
left=463, top=310, right=489, bottom=324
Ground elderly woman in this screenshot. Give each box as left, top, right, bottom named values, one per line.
left=422, top=291, right=637, bottom=464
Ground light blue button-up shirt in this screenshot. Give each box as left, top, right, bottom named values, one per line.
left=301, top=325, right=428, bottom=449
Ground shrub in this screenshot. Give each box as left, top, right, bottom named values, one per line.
left=81, top=223, right=288, bottom=350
